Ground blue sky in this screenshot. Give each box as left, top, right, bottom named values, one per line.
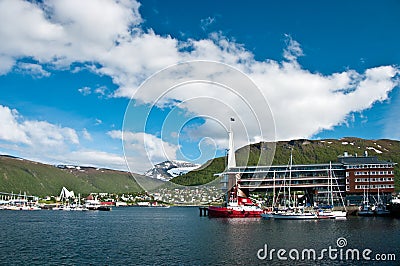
left=0, top=0, right=399, bottom=173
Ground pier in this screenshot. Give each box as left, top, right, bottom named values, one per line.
left=199, top=206, right=208, bottom=216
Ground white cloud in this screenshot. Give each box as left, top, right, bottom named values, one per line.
left=15, top=62, right=50, bottom=78
left=22, top=120, right=79, bottom=148
left=94, top=85, right=110, bottom=98
left=200, top=17, right=216, bottom=31
left=107, top=130, right=122, bottom=140
left=95, top=118, right=103, bottom=125
left=0, top=104, right=79, bottom=149
left=249, top=63, right=399, bottom=140
left=0, top=104, right=128, bottom=170
left=283, top=34, right=304, bottom=61
left=0, top=105, right=30, bottom=144
left=109, top=130, right=179, bottom=172
left=0, top=0, right=399, bottom=169
left=78, top=86, right=91, bottom=96
left=0, top=0, right=142, bottom=71
left=60, top=150, right=126, bottom=170
left=0, top=55, right=15, bottom=75
left=82, top=128, right=92, bottom=141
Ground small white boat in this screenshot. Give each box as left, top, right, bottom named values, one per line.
left=374, top=188, right=390, bottom=216
left=358, top=188, right=374, bottom=216
left=271, top=211, right=318, bottom=220
left=317, top=209, right=347, bottom=219
left=358, top=203, right=375, bottom=216
left=261, top=212, right=272, bottom=220
left=317, top=162, right=347, bottom=219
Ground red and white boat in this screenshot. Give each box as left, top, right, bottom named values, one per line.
left=208, top=186, right=263, bottom=218
left=207, top=119, right=262, bottom=218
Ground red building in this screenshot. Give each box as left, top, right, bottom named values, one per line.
left=339, top=155, right=396, bottom=195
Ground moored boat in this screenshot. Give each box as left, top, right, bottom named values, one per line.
left=208, top=201, right=263, bottom=218
left=388, top=196, right=400, bottom=217
left=358, top=189, right=374, bottom=216
left=316, top=162, right=347, bottom=219
left=374, top=189, right=390, bottom=216
left=270, top=211, right=317, bottom=220
left=208, top=183, right=263, bottom=218
left=85, top=199, right=112, bottom=211
left=266, top=150, right=318, bottom=220
left=374, top=204, right=390, bottom=216
left=207, top=120, right=262, bottom=218
left=317, top=208, right=347, bottom=219
left=358, top=203, right=375, bottom=216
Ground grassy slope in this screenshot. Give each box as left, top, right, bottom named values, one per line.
left=64, top=167, right=144, bottom=194
left=0, top=156, right=144, bottom=196
left=1, top=138, right=398, bottom=195
left=170, top=157, right=226, bottom=186
left=171, top=138, right=400, bottom=191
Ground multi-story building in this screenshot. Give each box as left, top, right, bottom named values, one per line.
left=220, top=153, right=396, bottom=206
left=339, top=155, right=396, bottom=194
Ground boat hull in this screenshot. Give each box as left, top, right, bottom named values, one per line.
left=261, top=213, right=272, bottom=219
left=358, top=210, right=374, bottom=216
left=388, top=202, right=400, bottom=217
left=208, top=206, right=262, bottom=218
left=317, top=210, right=347, bottom=219
left=375, top=210, right=390, bottom=217
left=271, top=213, right=318, bottom=220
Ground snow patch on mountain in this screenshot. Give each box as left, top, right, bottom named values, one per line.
left=144, top=160, right=200, bottom=181
left=366, top=147, right=383, bottom=154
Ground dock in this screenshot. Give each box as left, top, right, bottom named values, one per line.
left=199, top=206, right=208, bottom=216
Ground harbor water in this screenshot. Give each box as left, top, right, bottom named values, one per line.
left=0, top=207, right=399, bottom=265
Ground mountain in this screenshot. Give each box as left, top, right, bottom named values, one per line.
left=144, top=160, right=200, bottom=181
left=2, top=138, right=398, bottom=196
left=171, top=138, right=400, bottom=191
left=0, top=155, right=148, bottom=196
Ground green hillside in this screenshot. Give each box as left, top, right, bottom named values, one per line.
left=0, top=155, right=144, bottom=196
left=2, top=138, right=398, bottom=196
left=171, top=138, right=400, bottom=191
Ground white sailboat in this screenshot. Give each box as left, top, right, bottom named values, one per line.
left=374, top=188, right=390, bottom=216
left=72, top=194, right=87, bottom=211
left=268, top=150, right=318, bottom=220
left=358, top=188, right=374, bottom=216
left=317, top=162, right=347, bottom=219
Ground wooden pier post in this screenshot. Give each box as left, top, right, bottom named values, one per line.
left=199, top=207, right=208, bottom=216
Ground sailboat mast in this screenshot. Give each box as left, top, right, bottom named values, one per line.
left=288, top=149, right=293, bottom=207
left=329, top=161, right=333, bottom=207
left=227, top=118, right=236, bottom=169
left=272, top=170, right=276, bottom=207
left=377, top=187, right=380, bottom=204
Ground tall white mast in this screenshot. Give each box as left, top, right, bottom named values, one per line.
left=227, top=118, right=236, bottom=169
left=272, top=170, right=276, bottom=207
left=329, top=161, right=333, bottom=206
left=288, top=148, right=293, bottom=207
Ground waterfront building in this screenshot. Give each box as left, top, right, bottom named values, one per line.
left=340, top=153, right=396, bottom=204
left=220, top=152, right=396, bottom=206
left=340, top=155, right=396, bottom=194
